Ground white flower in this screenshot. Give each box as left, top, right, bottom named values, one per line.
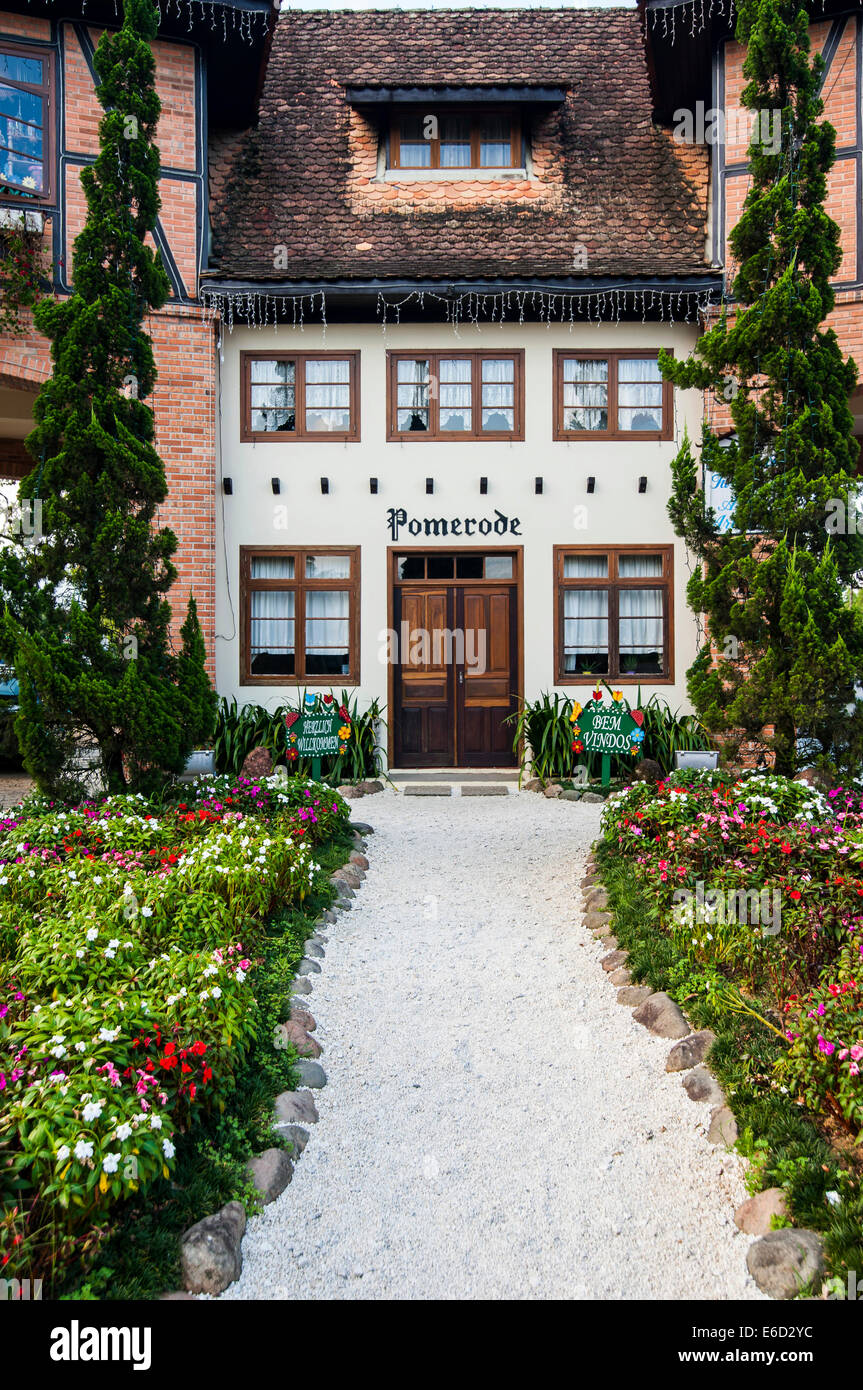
left=102, top=1153, right=121, bottom=1174
left=203, top=964, right=218, bottom=977
left=82, top=1101, right=104, bottom=1122
left=108, top=938, right=120, bottom=950
left=75, top=1042, right=86, bottom=1053
left=826, top=1190, right=841, bottom=1207
left=86, top=927, right=98, bottom=942
left=74, top=1140, right=94, bottom=1161
left=115, top=1123, right=132, bottom=1141
left=51, top=1033, right=65, bottom=1044
left=149, top=1115, right=163, bottom=1130
left=93, top=876, right=102, bottom=885
left=199, top=990, right=210, bottom=1001
left=104, top=949, right=116, bottom=959
left=211, top=987, right=222, bottom=999
left=162, top=1139, right=175, bottom=1160
left=235, top=969, right=246, bottom=983
left=76, top=949, right=85, bottom=959
left=51, top=1044, right=67, bottom=1059
left=141, top=906, right=153, bottom=918
left=56, top=1145, right=71, bottom=1162
left=99, top=1027, right=119, bottom=1042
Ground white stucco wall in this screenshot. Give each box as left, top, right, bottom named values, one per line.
left=214, top=317, right=704, bottom=755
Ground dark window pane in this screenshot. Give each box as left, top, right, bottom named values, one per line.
left=455, top=555, right=483, bottom=579
left=398, top=555, right=425, bottom=579
left=427, top=555, right=454, bottom=579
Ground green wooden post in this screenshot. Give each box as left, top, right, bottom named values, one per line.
left=601, top=754, right=611, bottom=788
left=312, top=757, right=322, bottom=782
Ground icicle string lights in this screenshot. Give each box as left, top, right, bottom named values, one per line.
left=26, top=0, right=271, bottom=43
left=202, top=286, right=719, bottom=333
left=648, top=0, right=853, bottom=43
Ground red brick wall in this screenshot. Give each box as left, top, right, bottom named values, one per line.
left=0, top=14, right=215, bottom=677
left=722, top=18, right=861, bottom=315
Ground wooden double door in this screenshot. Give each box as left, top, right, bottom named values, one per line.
left=392, top=553, right=520, bottom=767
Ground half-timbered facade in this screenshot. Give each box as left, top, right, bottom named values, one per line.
left=0, top=0, right=273, bottom=676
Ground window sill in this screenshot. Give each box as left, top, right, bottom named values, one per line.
left=382, top=168, right=528, bottom=183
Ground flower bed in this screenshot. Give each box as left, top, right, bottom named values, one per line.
left=599, top=769, right=863, bottom=1283
left=0, top=775, right=349, bottom=1284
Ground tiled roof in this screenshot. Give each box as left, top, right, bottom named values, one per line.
left=207, top=7, right=710, bottom=285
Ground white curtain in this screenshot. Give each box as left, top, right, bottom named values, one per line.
left=563, top=589, right=608, bottom=669
left=619, top=589, right=664, bottom=665
left=251, top=556, right=294, bottom=579
left=481, top=358, right=514, bottom=430
left=250, top=590, right=295, bottom=662
left=619, top=554, right=662, bottom=578
left=440, top=115, right=471, bottom=167
left=250, top=359, right=295, bottom=433
left=617, top=358, right=663, bottom=430
left=305, top=590, right=349, bottom=656
left=563, top=555, right=608, bottom=578
left=440, top=359, right=472, bottom=430
left=396, top=359, right=429, bottom=430
left=305, top=359, right=351, bottom=432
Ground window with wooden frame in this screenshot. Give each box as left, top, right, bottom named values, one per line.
left=389, top=109, right=522, bottom=171
left=553, top=350, right=673, bottom=441
left=387, top=350, right=524, bottom=441
left=240, top=547, right=361, bottom=685
left=554, top=546, right=673, bottom=684
left=0, top=42, right=54, bottom=203
left=241, top=352, right=360, bottom=443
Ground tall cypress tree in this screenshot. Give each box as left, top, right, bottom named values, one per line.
left=661, top=0, right=863, bottom=777
left=0, top=0, right=216, bottom=796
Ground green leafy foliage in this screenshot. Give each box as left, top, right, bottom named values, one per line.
left=214, top=692, right=385, bottom=783
left=509, top=687, right=707, bottom=782
left=0, top=0, right=215, bottom=797
left=660, top=0, right=863, bottom=777
left=0, top=774, right=350, bottom=1286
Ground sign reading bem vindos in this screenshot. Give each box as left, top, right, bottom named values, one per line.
left=577, top=703, right=644, bottom=755
left=570, top=694, right=645, bottom=786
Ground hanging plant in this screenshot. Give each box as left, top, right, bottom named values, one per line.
left=0, top=217, right=47, bottom=335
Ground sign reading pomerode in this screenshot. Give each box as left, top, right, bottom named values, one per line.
left=569, top=693, right=645, bottom=786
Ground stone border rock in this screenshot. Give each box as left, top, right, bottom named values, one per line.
left=580, top=844, right=826, bottom=1301
left=173, top=818, right=374, bottom=1297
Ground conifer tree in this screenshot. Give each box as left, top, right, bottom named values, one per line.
left=661, top=0, right=863, bottom=777
left=0, top=0, right=216, bottom=795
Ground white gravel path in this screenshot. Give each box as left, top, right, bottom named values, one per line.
left=220, top=791, right=766, bottom=1301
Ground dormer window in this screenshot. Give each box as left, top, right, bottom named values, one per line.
left=390, top=109, right=521, bottom=172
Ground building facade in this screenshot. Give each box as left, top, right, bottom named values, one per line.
left=2, top=1, right=862, bottom=769
left=205, top=5, right=720, bottom=767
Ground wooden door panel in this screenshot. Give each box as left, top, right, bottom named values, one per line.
left=394, top=587, right=455, bottom=766
left=457, top=586, right=517, bottom=767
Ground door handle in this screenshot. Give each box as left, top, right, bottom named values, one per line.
left=458, top=670, right=464, bottom=685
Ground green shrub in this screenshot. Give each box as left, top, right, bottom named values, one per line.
left=509, top=686, right=708, bottom=782
left=213, top=692, right=385, bottom=783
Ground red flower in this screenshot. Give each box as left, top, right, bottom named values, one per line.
left=789, top=890, right=802, bottom=901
